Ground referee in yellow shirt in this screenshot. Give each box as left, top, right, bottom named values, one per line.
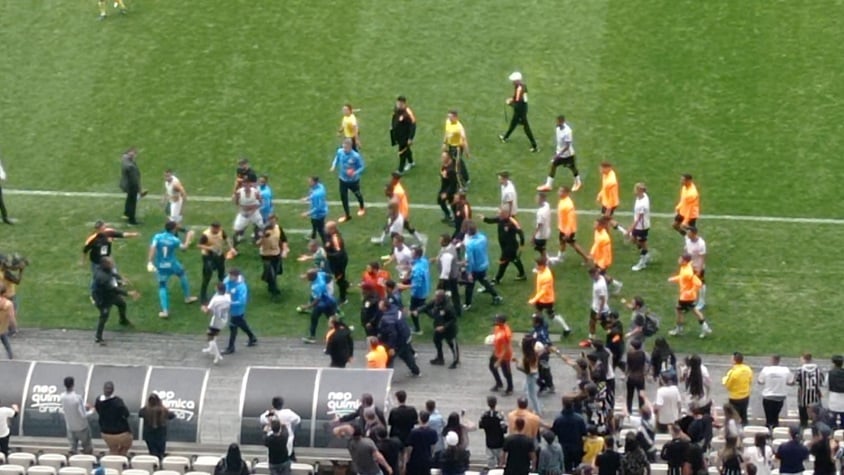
left=339, top=104, right=360, bottom=151
left=443, top=110, right=470, bottom=187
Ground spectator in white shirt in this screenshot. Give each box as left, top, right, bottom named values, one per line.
left=654, top=372, right=683, bottom=433
left=757, top=354, right=794, bottom=429
left=260, top=396, right=301, bottom=456
left=59, top=376, right=93, bottom=454
left=0, top=160, right=12, bottom=224
left=0, top=399, right=20, bottom=457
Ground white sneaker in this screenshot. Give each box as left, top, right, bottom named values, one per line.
left=548, top=256, right=561, bottom=266
left=631, top=260, right=646, bottom=272
left=611, top=280, right=623, bottom=294
left=370, top=237, right=383, bottom=245
left=699, top=322, right=712, bottom=339
left=213, top=354, right=223, bottom=365
left=403, top=164, right=412, bottom=172
left=668, top=327, right=683, bottom=336
left=643, top=253, right=652, bottom=264
left=695, top=301, right=706, bottom=310
left=201, top=347, right=211, bottom=354
left=418, top=233, right=428, bottom=247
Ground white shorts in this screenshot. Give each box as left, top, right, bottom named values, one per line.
left=168, top=199, right=183, bottom=223
left=234, top=210, right=263, bottom=232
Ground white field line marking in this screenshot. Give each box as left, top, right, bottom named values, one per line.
left=8, top=188, right=844, bottom=225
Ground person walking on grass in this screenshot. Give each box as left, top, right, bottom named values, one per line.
left=196, top=221, right=228, bottom=304
left=628, top=183, right=652, bottom=272
left=482, top=206, right=527, bottom=284
left=391, top=96, right=417, bottom=174
left=499, top=72, right=538, bottom=152
left=549, top=186, right=589, bottom=265
left=667, top=254, right=710, bottom=338
left=119, top=147, right=147, bottom=225
left=538, top=115, right=581, bottom=192
left=147, top=220, right=198, bottom=319
left=413, top=290, right=460, bottom=369
left=92, top=257, right=139, bottom=346
left=331, top=138, right=366, bottom=223
left=443, top=110, right=470, bottom=187
left=222, top=268, right=257, bottom=354
left=301, top=176, right=328, bottom=243
left=463, top=221, right=503, bottom=311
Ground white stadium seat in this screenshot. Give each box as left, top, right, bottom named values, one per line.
left=161, top=458, right=190, bottom=475
left=430, top=470, right=441, bottom=475
left=100, top=456, right=130, bottom=474
left=36, top=456, right=66, bottom=471
left=0, top=465, right=26, bottom=475
left=465, top=472, right=481, bottom=475
left=184, top=472, right=210, bottom=475
left=650, top=464, right=668, bottom=475
left=153, top=470, right=182, bottom=475
left=68, top=457, right=97, bottom=471
left=834, top=429, right=843, bottom=441
left=487, top=470, right=504, bottom=475
left=7, top=456, right=35, bottom=469
left=252, top=463, right=269, bottom=475
left=27, top=467, right=57, bottom=475
left=744, top=425, right=770, bottom=437
left=773, top=427, right=791, bottom=439
left=58, top=468, right=87, bottom=475
left=190, top=458, right=219, bottom=475
left=104, top=469, right=120, bottom=475
left=289, top=464, right=313, bottom=475
left=122, top=470, right=150, bottom=475
left=130, top=456, right=160, bottom=473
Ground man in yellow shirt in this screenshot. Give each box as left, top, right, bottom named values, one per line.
left=596, top=162, right=627, bottom=236
left=673, top=174, right=700, bottom=236
left=590, top=217, right=623, bottom=294
left=667, top=253, right=710, bottom=338
left=443, top=110, right=470, bottom=187
left=366, top=336, right=388, bottom=369
left=528, top=257, right=571, bottom=336
left=339, top=104, right=360, bottom=151
left=551, top=186, right=588, bottom=265
left=722, top=352, right=753, bottom=424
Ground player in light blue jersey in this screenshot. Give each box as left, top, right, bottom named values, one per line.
left=258, top=175, right=274, bottom=223
left=147, top=221, right=198, bottom=318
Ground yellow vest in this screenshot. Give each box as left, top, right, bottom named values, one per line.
left=260, top=225, right=281, bottom=256
left=202, top=228, right=226, bottom=256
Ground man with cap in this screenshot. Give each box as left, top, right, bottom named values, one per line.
left=499, top=72, right=538, bottom=152
left=390, top=96, right=417, bottom=174
left=82, top=220, right=139, bottom=293
left=222, top=268, right=257, bottom=354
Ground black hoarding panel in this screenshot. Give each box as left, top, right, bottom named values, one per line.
left=312, top=369, right=392, bottom=448
left=143, top=367, right=208, bottom=443
left=0, top=360, right=33, bottom=436
left=239, top=368, right=318, bottom=446
left=22, top=362, right=91, bottom=438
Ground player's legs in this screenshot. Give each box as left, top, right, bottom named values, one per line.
left=200, top=257, right=214, bottom=304
left=672, top=214, right=687, bottom=235
left=348, top=181, right=365, bottom=213
left=501, top=110, right=521, bottom=140
left=98, top=0, right=107, bottom=18
left=521, top=115, right=538, bottom=149
left=437, top=192, right=453, bottom=221
left=169, top=200, right=183, bottom=226
left=565, top=156, right=581, bottom=189
left=174, top=266, right=196, bottom=302
left=631, top=230, right=650, bottom=271
left=589, top=310, right=598, bottom=336
left=696, top=270, right=707, bottom=309
left=338, top=181, right=352, bottom=218
left=232, top=214, right=249, bottom=245
left=95, top=304, right=111, bottom=342
left=157, top=271, right=171, bottom=316
left=114, top=296, right=129, bottom=324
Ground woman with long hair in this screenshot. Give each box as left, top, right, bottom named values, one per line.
left=719, top=436, right=743, bottom=475
left=139, top=393, right=175, bottom=458
left=682, top=355, right=711, bottom=414
left=721, top=403, right=743, bottom=439
left=441, top=412, right=475, bottom=451
left=621, top=432, right=650, bottom=475
left=742, top=432, right=774, bottom=475
left=519, top=335, right=542, bottom=414
left=650, top=338, right=676, bottom=380
left=214, top=443, right=250, bottom=475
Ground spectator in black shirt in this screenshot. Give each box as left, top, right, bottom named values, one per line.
left=387, top=390, right=418, bottom=445
left=413, top=290, right=460, bottom=368
left=406, top=411, right=439, bottom=475
left=119, top=147, right=146, bottom=225
left=625, top=340, right=648, bottom=414
left=482, top=206, right=527, bottom=284
left=553, top=396, right=587, bottom=472
left=339, top=393, right=387, bottom=429
left=479, top=396, right=508, bottom=468
left=435, top=431, right=470, bottom=475
left=451, top=191, right=471, bottom=240
left=660, top=424, right=690, bottom=475
left=94, top=381, right=133, bottom=455
left=372, top=427, right=402, bottom=475
left=502, top=418, right=536, bottom=475
left=437, top=153, right=459, bottom=222
left=596, top=436, right=621, bottom=475
left=264, top=419, right=291, bottom=475
left=325, top=317, right=354, bottom=368
left=92, top=257, right=139, bottom=345
left=685, top=403, right=713, bottom=451
left=214, top=443, right=251, bottom=475
left=809, top=426, right=835, bottom=475
left=390, top=96, right=417, bottom=174
left=82, top=220, right=139, bottom=289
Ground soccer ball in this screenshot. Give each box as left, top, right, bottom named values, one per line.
left=296, top=305, right=304, bottom=313
left=346, top=168, right=355, bottom=177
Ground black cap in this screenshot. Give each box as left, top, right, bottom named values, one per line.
left=397, top=95, right=407, bottom=102
left=94, top=220, right=106, bottom=229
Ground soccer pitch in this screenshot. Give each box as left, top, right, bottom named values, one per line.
left=0, top=0, right=841, bottom=355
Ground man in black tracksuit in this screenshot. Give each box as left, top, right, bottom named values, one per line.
left=437, top=152, right=459, bottom=223
left=482, top=207, right=527, bottom=284
left=92, top=257, right=135, bottom=344
left=413, top=290, right=459, bottom=369
left=390, top=96, right=417, bottom=174
left=360, top=284, right=381, bottom=336
left=377, top=300, right=420, bottom=376
left=499, top=72, right=538, bottom=152
left=325, top=222, right=350, bottom=304
left=119, top=148, right=145, bottom=225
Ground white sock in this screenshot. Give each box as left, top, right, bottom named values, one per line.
left=556, top=251, right=563, bottom=259
left=545, top=177, right=553, bottom=187
left=698, top=284, right=707, bottom=306
left=612, top=279, right=623, bottom=289
left=616, top=225, right=627, bottom=234
left=209, top=339, right=221, bottom=358
left=553, top=314, right=571, bottom=331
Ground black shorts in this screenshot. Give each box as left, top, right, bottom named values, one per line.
left=534, top=238, right=548, bottom=252
left=535, top=302, right=555, bottom=313
left=590, top=309, right=609, bottom=321
left=676, top=300, right=696, bottom=312
left=695, top=269, right=706, bottom=282
left=632, top=228, right=649, bottom=242
left=207, top=327, right=221, bottom=336
left=558, top=231, right=576, bottom=244
left=553, top=155, right=576, bottom=169
left=674, top=214, right=697, bottom=227
left=601, top=206, right=617, bottom=217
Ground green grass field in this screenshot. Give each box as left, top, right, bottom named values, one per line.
left=0, top=0, right=841, bottom=355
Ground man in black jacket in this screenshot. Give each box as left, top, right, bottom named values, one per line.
left=377, top=300, right=420, bottom=376
left=119, top=148, right=146, bottom=225
left=326, top=317, right=354, bottom=368
left=412, top=290, right=459, bottom=368
left=482, top=206, right=527, bottom=284
left=390, top=96, right=417, bottom=174
left=94, top=381, right=133, bottom=455
left=92, top=257, right=138, bottom=345
left=264, top=419, right=292, bottom=475
left=437, top=152, right=459, bottom=223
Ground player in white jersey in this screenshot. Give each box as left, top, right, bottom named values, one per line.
left=588, top=266, right=609, bottom=339
left=498, top=171, right=519, bottom=216
left=201, top=282, right=231, bottom=365
left=683, top=226, right=707, bottom=309
left=163, top=169, right=187, bottom=226
left=232, top=180, right=263, bottom=246
left=533, top=191, right=552, bottom=258
left=538, top=115, right=582, bottom=192
left=384, top=234, right=414, bottom=280
left=629, top=183, right=652, bottom=271
left=371, top=201, right=406, bottom=245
